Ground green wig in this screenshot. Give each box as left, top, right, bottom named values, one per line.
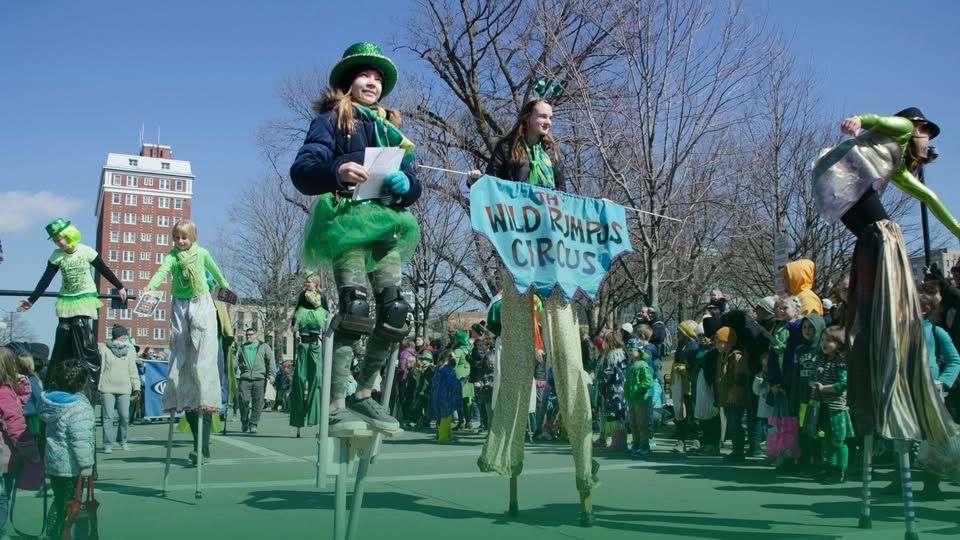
left=58, top=224, right=81, bottom=248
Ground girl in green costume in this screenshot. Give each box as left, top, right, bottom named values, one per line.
left=20, top=219, right=126, bottom=375
left=289, top=273, right=328, bottom=436
left=290, top=42, right=422, bottom=435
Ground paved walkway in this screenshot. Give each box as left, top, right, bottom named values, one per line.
left=8, top=410, right=958, bottom=539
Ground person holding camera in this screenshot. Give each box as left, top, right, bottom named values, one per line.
left=97, top=325, right=141, bottom=453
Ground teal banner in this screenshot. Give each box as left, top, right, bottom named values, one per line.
left=469, top=175, right=633, bottom=300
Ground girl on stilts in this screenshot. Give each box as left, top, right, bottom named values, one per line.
left=290, top=42, right=421, bottom=435
left=19, top=219, right=126, bottom=377
left=145, top=219, right=230, bottom=463
left=468, top=90, right=599, bottom=527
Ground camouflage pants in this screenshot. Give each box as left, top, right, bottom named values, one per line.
left=330, top=244, right=402, bottom=399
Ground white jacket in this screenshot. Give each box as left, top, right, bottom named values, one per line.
left=98, top=341, right=141, bottom=395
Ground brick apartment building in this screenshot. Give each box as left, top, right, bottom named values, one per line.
left=94, top=143, right=194, bottom=353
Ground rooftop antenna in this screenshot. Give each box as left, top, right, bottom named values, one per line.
left=157, top=126, right=160, bottom=148
left=139, top=123, right=144, bottom=149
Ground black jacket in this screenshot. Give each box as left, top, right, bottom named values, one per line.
left=485, top=139, right=568, bottom=193
left=290, top=104, right=422, bottom=207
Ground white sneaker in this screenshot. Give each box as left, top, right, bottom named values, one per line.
left=120, top=441, right=130, bottom=451
left=103, top=445, right=113, bottom=454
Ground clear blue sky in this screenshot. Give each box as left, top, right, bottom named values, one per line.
left=2, top=0, right=959, bottom=344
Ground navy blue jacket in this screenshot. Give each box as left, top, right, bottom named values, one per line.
left=290, top=104, right=422, bottom=208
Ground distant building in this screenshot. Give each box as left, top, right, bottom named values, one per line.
left=229, top=302, right=295, bottom=364
left=909, top=247, right=960, bottom=283
left=94, top=144, right=194, bottom=352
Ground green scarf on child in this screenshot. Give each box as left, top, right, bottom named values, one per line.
left=353, top=104, right=416, bottom=167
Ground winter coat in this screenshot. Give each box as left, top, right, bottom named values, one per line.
left=752, top=375, right=774, bottom=418
left=40, top=391, right=94, bottom=477
left=427, top=365, right=461, bottom=420
left=790, top=314, right=825, bottom=413
left=625, top=359, right=654, bottom=405
left=783, top=259, right=824, bottom=316
left=237, top=340, right=276, bottom=381
left=0, top=379, right=39, bottom=473
left=925, top=319, right=960, bottom=388
left=485, top=139, right=568, bottom=192
left=98, top=341, right=141, bottom=395
left=716, top=348, right=752, bottom=408
left=289, top=102, right=422, bottom=207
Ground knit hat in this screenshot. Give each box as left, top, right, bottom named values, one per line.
left=621, top=322, right=634, bottom=335
left=756, top=296, right=777, bottom=316
left=417, top=351, right=433, bottom=361
left=678, top=320, right=701, bottom=340
left=822, top=298, right=833, bottom=311
left=714, top=326, right=737, bottom=346
left=111, top=325, right=129, bottom=339
left=701, top=316, right=722, bottom=339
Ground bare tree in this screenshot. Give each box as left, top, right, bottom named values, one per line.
left=215, top=178, right=310, bottom=356
left=0, top=311, right=35, bottom=344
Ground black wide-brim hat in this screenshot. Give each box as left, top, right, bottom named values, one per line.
left=894, top=107, right=940, bottom=139
left=329, top=42, right=398, bottom=100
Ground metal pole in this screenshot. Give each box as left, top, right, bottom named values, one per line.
left=334, top=439, right=348, bottom=540
left=370, top=344, right=398, bottom=463
left=317, top=317, right=335, bottom=489
left=346, top=446, right=372, bottom=540
left=919, top=165, right=932, bottom=267
left=195, top=413, right=204, bottom=499
left=859, top=434, right=873, bottom=529
left=161, top=411, right=175, bottom=497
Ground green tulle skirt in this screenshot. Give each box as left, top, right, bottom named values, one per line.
left=303, top=193, right=420, bottom=270
left=55, top=294, right=103, bottom=319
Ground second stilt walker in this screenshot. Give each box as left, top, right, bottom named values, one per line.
left=469, top=95, right=599, bottom=527
left=288, top=272, right=328, bottom=435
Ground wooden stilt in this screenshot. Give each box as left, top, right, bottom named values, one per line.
left=897, top=440, right=919, bottom=540
left=161, top=412, right=175, bottom=497
left=508, top=476, right=519, bottom=517
left=859, top=434, right=873, bottom=529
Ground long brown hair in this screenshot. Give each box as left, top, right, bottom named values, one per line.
left=312, top=89, right=403, bottom=137
left=0, top=348, right=21, bottom=389
left=506, top=99, right=557, bottom=163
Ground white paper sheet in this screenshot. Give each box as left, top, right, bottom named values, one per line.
left=353, top=147, right=405, bottom=201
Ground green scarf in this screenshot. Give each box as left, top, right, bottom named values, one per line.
left=175, top=244, right=206, bottom=293
left=524, top=142, right=555, bottom=188
left=305, top=290, right=322, bottom=308
left=771, top=322, right=789, bottom=370
left=353, top=104, right=416, bottom=167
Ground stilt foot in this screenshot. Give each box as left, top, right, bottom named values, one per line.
left=195, top=491, right=203, bottom=500
left=904, top=532, right=919, bottom=540
left=858, top=515, right=872, bottom=529
left=507, top=503, right=519, bottom=517
left=578, top=511, right=594, bottom=527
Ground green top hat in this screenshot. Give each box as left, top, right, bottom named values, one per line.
left=45, top=218, right=71, bottom=239
left=329, top=42, right=398, bottom=100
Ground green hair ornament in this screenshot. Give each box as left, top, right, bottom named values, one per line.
left=533, top=79, right=564, bottom=100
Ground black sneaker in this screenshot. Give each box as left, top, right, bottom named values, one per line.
left=346, top=395, right=401, bottom=433
left=241, top=422, right=249, bottom=433
left=328, top=407, right=366, bottom=437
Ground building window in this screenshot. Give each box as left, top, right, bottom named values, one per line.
left=161, top=162, right=170, bottom=170
left=154, top=309, right=167, bottom=321
left=108, top=250, right=119, bottom=262
left=156, top=252, right=165, bottom=264
left=124, top=213, right=137, bottom=224
left=128, top=159, right=138, bottom=167
left=141, top=214, right=152, bottom=224
left=111, top=212, right=120, bottom=224
left=120, top=309, right=132, bottom=320
left=121, top=271, right=133, bottom=282
left=158, top=215, right=169, bottom=227
left=153, top=328, right=166, bottom=340
left=173, top=216, right=181, bottom=225
left=159, top=179, right=170, bottom=190
left=112, top=193, right=121, bottom=204
left=157, top=234, right=169, bottom=246
left=174, top=179, right=183, bottom=191
left=123, top=232, right=135, bottom=243
left=127, top=176, right=138, bottom=187
left=142, top=195, right=153, bottom=205
left=109, top=230, right=120, bottom=243
left=137, top=328, right=149, bottom=338
left=122, top=252, right=134, bottom=263
left=106, top=308, right=116, bottom=319
left=112, top=174, right=121, bottom=186
left=174, top=199, right=184, bottom=210
left=158, top=197, right=170, bottom=209
left=125, top=194, right=137, bottom=206
left=140, top=232, right=152, bottom=242
left=143, top=177, right=154, bottom=186
left=138, top=270, right=150, bottom=280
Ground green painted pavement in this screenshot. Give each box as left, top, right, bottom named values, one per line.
left=8, top=410, right=957, bottom=539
